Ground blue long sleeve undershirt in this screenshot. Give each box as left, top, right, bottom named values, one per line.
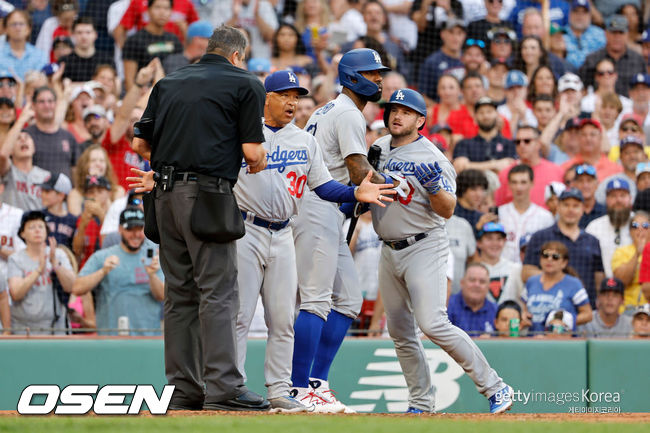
left=313, top=179, right=356, bottom=203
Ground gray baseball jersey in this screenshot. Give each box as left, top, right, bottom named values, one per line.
left=235, top=123, right=332, bottom=221
left=2, top=164, right=51, bottom=211
left=370, top=134, right=456, bottom=241
left=303, top=93, right=367, bottom=185
left=234, top=122, right=333, bottom=399
left=370, top=133, right=505, bottom=412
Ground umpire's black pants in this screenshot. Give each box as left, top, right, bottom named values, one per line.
left=155, top=179, right=247, bottom=406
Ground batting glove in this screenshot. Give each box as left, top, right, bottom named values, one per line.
left=386, top=172, right=410, bottom=198
left=414, top=162, right=443, bottom=195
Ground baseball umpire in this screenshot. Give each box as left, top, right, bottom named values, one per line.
left=370, top=88, right=513, bottom=414
left=131, top=25, right=270, bottom=411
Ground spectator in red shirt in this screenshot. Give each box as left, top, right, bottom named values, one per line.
left=448, top=72, right=512, bottom=148
left=639, top=242, right=650, bottom=303
left=102, top=62, right=154, bottom=192
left=72, top=175, right=112, bottom=267
left=495, top=125, right=564, bottom=207
left=113, top=0, right=199, bottom=49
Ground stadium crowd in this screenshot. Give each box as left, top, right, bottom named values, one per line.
left=0, top=0, right=649, bottom=338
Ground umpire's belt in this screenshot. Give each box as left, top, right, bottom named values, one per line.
left=241, top=210, right=290, bottom=231
left=383, top=232, right=428, bottom=251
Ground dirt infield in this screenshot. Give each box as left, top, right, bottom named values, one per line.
left=1, top=411, right=647, bottom=422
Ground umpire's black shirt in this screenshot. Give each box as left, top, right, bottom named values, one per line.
left=143, top=53, right=266, bottom=182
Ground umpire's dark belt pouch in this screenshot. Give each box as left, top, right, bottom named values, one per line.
left=191, top=180, right=245, bottom=243
left=143, top=190, right=161, bottom=244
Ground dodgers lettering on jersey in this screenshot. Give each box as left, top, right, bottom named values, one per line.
left=370, top=134, right=457, bottom=241
left=304, top=93, right=367, bottom=185
left=235, top=123, right=332, bottom=221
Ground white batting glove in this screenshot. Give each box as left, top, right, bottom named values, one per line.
left=386, top=172, right=409, bottom=198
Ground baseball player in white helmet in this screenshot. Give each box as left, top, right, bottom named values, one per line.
left=370, top=88, right=514, bottom=414
left=290, top=48, right=407, bottom=412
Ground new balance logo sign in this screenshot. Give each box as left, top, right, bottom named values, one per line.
left=288, top=72, right=297, bottom=83
left=17, top=384, right=175, bottom=415
left=395, top=90, right=405, bottom=101
left=373, top=52, right=381, bottom=63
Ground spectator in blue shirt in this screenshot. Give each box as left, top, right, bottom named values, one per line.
left=522, top=188, right=605, bottom=308
left=418, top=18, right=465, bottom=102
left=571, top=164, right=606, bottom=229
left=71, top=208, right=164, bottom=336
left=0, top=10, right=47, bottom=80
left=522, top=240, right=593, bottom=334
left=563, top=0, right=606, bottom=69
left=448, top=263, right=497, bottom=336
left=508, top=1, right=569, bottom=39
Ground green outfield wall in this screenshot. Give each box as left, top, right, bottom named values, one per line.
left=0, top=338, right=648, bottom=413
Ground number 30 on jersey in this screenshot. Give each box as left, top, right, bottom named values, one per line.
left=287, top=171, right=307, bottom=198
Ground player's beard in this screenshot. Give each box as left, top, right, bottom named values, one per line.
left=607, top=206, right=631, bottom=229
left=478, top=119, right=497, bottom=132
left=362, top=90, right=382, bottom=103
left=390, top=124, right=416, bottom=138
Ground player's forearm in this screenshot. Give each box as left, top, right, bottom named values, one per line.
left=428, top=190, right=456, bottom=219
left=521, top=265, right=541, bottom=283
left=345, top=154, right=385, bottom=185
left=72, top=269, right=107, bottom=296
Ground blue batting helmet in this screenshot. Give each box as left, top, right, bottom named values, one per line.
left=338, top=48, right=390, bottom=100
left=383, top=88, right=427, bottom=131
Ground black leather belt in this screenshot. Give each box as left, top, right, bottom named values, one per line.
left=383, top=233, right=428, bottom=250
left=241, top=210, right=290, bottom=231
left=173, top=172, right=199, bottom=182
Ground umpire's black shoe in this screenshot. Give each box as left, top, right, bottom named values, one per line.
left=168, top=403, right=203, bottom=411
left=203, top=391, right=271, bottom=411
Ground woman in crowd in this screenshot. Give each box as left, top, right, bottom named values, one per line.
left=513, top=36, right=549, bottom=81
left=618, top=3, right=643, bottom=53
left=0, top=10, right=48, bottom=80
left=426, top=74, right=461, bottom=133
left=581, top=58, right=632, bottom=115
left=68, top=144, right=124, bottom=216
left=294, top=0, right=331, bottom=61
left=527, top=65, right=557, bottom=105
left=8, top=211, right=75, bottom=335
left=522, top=241, right=593, bottom=334
left=271, top=23, right=314, bottom=71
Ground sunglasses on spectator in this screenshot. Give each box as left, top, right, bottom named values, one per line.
left=596, top=70, right=615, bottom=77
left=465, top=39, right=486, bottom=49
left=85, top=114, right=102, bottom=120
left=515, top=138, right=533, bottom=145
left=493, top=37, right=511, bottom=44
left=575, top=164, right=596, bottom=176
left=631, top=222, right=650, bottom=230
left=541, top=251, right=563, bottom=261
left=0, top=81, right=16, bottom=88
left=128, top=198, right=143, bottom=206
left=621, top=125, right=640, bottom=133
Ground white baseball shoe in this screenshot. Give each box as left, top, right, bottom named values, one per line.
left=309, top=378, right=356, bottom=414
left=289, top=387, right=344, bottom=413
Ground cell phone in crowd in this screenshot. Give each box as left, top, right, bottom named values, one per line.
left=489, top=206, right=499, bottom=217
left=146, top=248, right=154, bottom=265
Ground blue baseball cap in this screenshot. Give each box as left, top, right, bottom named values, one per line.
left=570, top=0, right=590, bottom=11
left=519, top=233, right=532, bottom=250
left=264, top=70, right=309, bottom=95
left=620, top=135, right=644, bottom=150
left=642, top=30, right=650, bottom=43
left=559, top=188, right=584, bottom=202
left=630, top=73, right=650, bottom=87
left=479, top=222, right=506, bottom=238
left=248, top=58, right=271, bottom=74
left=186, top=21, right=213, bottom=40
left=606, top=178, right=630, bottom=194
left=504, top=70, right=528, bottom=89
left=42, top=63, right=60, bottom=76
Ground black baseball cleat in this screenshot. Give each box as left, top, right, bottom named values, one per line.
left=203, top=391, right=271, bottom=411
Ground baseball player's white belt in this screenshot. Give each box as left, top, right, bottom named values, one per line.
left=382, top=232, right=428, bottom=251
left=240, top=210, right=290, bottom=231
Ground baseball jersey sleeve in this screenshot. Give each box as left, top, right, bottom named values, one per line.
left=639, top=243, right=650, bottom=283
left=437, top=159, right=457, bottom=195
left=335, top=110, right=368, bottom=160
left=306, top=137, right=333, bottom=189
